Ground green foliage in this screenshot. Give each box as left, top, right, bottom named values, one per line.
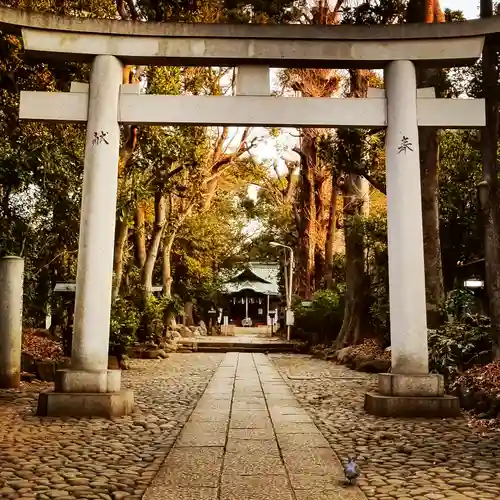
left=244, top=180, right=297, bottom=264
left=109, top=297, right=140, bottom=354
left=140, top=295, right=166, bottom=341
left=439, top=130, right=484, bottom=290
left=340, top=0, right=406, bottom=25
left=293, top=289, right=343, bottom=342
left=136, top=293, right=183, bottom=343
left=0, top=16, right=88, bottom=323
left=223, top=0, right=306, bottom=23
left=428, top=317, right=493, bottom=381
left=443, top=288, right=477, bottom=320
left=173, top=191, right=250, bottom=299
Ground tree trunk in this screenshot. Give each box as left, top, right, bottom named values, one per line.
left=480, top=0, right=500, bottom=359
left=325, top=183, right=338, bottom=289
left=184, top=301, right=195, bottom=326
left=336, top=174, right=366, bottom=348
left=141, top=193, right=166, bottom=300
left=314, top=166, right=332, bottom=290
left=336, top=69, right=368, bottom=347
left=419, top=126, right=446, bottom=327
left=112, top=214, right=129, bottom=300
left=296, top=135, right=317, bottom=299
left=134, top=203, right=147, bottom=269
left=407, top=0, right=447, bottom=327
left=358, top=176, right=370, bottom=216
left=162, top=230, right=176, bottom=299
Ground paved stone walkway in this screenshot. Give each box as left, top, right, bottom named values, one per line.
left=0, top=354, right=224, bottom=500
left=144, top=352, right=364, bottom=500
left=3, top=352, right=499, bottom=500
left=272, top=354, right=500, bottom=500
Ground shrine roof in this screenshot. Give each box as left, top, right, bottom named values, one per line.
left=222, top=263, right=280, bottom=297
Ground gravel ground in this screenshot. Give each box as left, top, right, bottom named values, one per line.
left=271, top=354, right=500, bottom=500
left=0, top=353, right=223, bottom=500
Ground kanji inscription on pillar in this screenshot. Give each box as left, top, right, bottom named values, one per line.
left=92, top=130, right=109, bottom=146
left=397, top=135, right=414, bottom=155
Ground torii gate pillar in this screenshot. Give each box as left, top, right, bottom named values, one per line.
left=38, top=55, right=134, bottom=418
left=385, top=60, right=429, bottom=375
left=364, top=60, right=459, bottom=417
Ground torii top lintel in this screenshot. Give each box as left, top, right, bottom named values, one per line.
left=0, top=6, right=497, bottom=68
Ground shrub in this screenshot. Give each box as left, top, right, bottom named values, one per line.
left=293, top=289, right=344, bottom=343
left=443, top=287, right=476, bottom=320
left=137, top=295, right=166, bottom=343
left=136, top=293, right=184, bottom=343
left=428, top=315, right=492, bottom=383
left=109, top=297, right=140, bottom=355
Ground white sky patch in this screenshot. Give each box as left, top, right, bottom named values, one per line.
left=442, top=0, right=478, bottom=19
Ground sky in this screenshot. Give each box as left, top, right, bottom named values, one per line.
left=442, top=0, right=479, bottom=18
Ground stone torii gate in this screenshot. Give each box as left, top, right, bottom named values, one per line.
left=0, top=7, right=492, bottom=417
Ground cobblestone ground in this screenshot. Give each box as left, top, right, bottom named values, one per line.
left=0, top=353, right=223, bottom=500
left=271, top=354, right=500, bottom=500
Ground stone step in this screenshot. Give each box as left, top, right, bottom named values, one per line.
left=178, top=341, right=294, bottom=348
left=177, top=340, right=298, bottom=353
left=194, top=346, right=297, bottom=353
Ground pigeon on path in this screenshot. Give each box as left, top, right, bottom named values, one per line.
left=344, top=457, right=360, bottom=485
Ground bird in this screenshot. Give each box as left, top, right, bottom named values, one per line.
left=343, top=456, right=360, bottom=485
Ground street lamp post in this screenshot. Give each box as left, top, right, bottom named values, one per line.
left=269, top=310, right=276, bottom=336
left=208, top=307, right=217, bottom=336
left=270, top=242, right=294, bottom=341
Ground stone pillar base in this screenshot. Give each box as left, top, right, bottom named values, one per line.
left=36, top=368, right=133, bottom=418
left=364, top=392, right=460, bottom=418
left=55, top=369, right=121, bottom=393
left=37, top=390, right=134, bottom=418
left=378, top=373, right=444, bottom=397
left=365, top=373, right=460, bottom=418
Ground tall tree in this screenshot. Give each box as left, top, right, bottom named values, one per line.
left=281, top=0, right=343, bottom=298
left=335, top=71, right=370, bottom=348
left=405, top=0, right=446, bottom=328
left=479, top=0, right=500, bottom=358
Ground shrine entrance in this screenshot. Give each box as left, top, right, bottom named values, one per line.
left=0, top=6, right=488, bottom=416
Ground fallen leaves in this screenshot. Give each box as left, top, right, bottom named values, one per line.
left=22, top=329, right=64, bottom=361
left=455, top=360, right=500, bottom=398
left=349, top=339, right=391, bottom=361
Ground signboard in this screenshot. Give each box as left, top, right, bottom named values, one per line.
left=54, top=282, right=76, bottom=292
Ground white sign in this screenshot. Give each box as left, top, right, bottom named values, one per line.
left=54, top=282, right=76, bottom=292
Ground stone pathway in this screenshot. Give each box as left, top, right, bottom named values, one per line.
left=3, top=352, right=498, bottom=500
left=144, top=352, right=364, bottom=500
left=272, top=354, right=500, bottom=500
left=0, top=354, right=223, bottom=500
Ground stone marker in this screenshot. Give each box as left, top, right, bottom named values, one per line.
left=0, top=256, right=24, bottom=388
